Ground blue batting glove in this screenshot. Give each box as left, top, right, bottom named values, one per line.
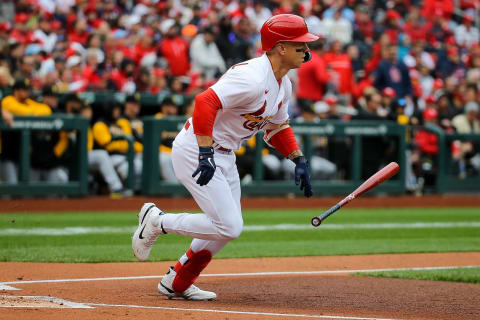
left=192, top=146, right=216, bottom=186
left=293, top=156, right=313, bottom=197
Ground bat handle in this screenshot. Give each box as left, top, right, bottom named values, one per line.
left=311, top=203, right=341, bottom=227
left=311, top=216, right=322, bottom=227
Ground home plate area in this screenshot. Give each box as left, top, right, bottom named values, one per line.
left=0, top=295, right=92, bottom=309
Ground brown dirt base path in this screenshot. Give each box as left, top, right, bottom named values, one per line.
left=1, top=252, right=480, bottom=320
left=1, top=194, right=480, bottom=212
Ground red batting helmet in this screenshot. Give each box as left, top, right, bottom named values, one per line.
left=260, top=14, right=319, bottom=51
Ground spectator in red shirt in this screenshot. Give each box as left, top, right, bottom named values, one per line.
left=460, top=0, right=477, bottom=10
left=353, top=4, right=375, bottom=46
left=364, top=35, right=390, bottom=76
left=353, top=72, right=375, bottom=101
left=134, top=28, right=156, bottom=65
left=408, top=107, right=441, bottom=190
left=383, top=9, right=402, bottom=44
left=83, top=49, right=104, bottom=90
left=403, top=9, right=428, bottom=44
left=84, top=4, right=104, bottom=30
left=159, top=22, right=190, bottom=76
left=68, top=19, right=89, bottom=45
left=0, top=21, right=12, bottom=47
left=149, top=68, right=167, bottom=94
left=110, top=58, right=136, bottom=93
left=9, top=13, right=33, bottom=44
left=323, top=39, right=355, bottom=97
left=296, top=39, right=331, bottom=110
left=415, top=108, right=439, bottom=155
left=230, top=0, right=248, bottom=22
left=422, top=0, right=454, bottom=21
left=105, top=29, right=135, bottom=62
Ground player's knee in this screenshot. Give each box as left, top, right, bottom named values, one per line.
left=217, top=217, right=243, bottom=240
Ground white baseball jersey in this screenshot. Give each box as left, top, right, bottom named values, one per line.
left=162, top=54, right=293, bottom=257
left=204, top=53, right=292, bottom=151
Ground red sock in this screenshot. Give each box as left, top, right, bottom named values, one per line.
left=172, top=248, right=212, bottom=292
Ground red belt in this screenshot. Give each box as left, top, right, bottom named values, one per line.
left=212, top=141, right=232, bottom=153
left=184, top=121, right=232, bottom=153
left=216, top=146, right=232, bottom=152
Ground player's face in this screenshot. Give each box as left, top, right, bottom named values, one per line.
left=279, top=42, right=309, bottom=68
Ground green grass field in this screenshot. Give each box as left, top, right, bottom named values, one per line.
left=0, top=207, right=479, bottom=263
left=358, top=267, right=480, bottom=284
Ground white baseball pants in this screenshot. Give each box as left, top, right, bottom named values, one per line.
left=161, top=123, right=243, bottom=255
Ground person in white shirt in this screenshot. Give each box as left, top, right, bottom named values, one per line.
left=189, top=26, right=227, bottom=80
left=245, top=0, right=272, bottom=32
left=322, top=8, right=352, bottom=44
left=455, top=15, right=480, bottom=49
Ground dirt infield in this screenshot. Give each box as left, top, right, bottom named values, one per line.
left=1, top=253, right=480, bottom=320
left=1, top=194, right=480, bottom=212
left=1, top=195, right=479, bottom=319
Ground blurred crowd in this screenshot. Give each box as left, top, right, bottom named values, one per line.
left=1, top=0, right=480, bottom=195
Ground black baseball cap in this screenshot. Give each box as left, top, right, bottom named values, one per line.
left=12, top=78, right=30, bottom=90
left=125, top=93, right=141, bottom=103
left=65, top=93, right=85, bottom=104
left=42, top=85, right=59, bottom=97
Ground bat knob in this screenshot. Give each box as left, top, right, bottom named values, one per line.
left=311, top=217, right=322, bottom=227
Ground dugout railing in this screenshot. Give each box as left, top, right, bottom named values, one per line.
left=141, top=117, right=407, bottom=196
left=0, top=115, right=136, bottom=197
left=0, top=115, right=89, bottom=196
left=423, top=123, right=480, bottom=193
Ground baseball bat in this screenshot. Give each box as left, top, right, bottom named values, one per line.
left=311, top=162, right=400, bottom=227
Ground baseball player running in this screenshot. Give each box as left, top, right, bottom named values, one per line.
left=132, top=14, right=317, bottom=301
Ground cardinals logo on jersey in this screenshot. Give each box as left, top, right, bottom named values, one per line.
left=242, top=100, right=266, bottom=122
left=241, top=100, right=272, bottom=131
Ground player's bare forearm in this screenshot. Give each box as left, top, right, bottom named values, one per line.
left=196, top=135, right=213, bottom=147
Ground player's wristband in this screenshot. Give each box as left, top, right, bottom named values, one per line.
left=198, top=146, right=214, bottom=157
left=292, top=155, right=306, bottom=165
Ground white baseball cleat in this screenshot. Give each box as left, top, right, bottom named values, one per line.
left=132, top=203, right=166, bottom=261
left=158, top=267, right=217, bottom=301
